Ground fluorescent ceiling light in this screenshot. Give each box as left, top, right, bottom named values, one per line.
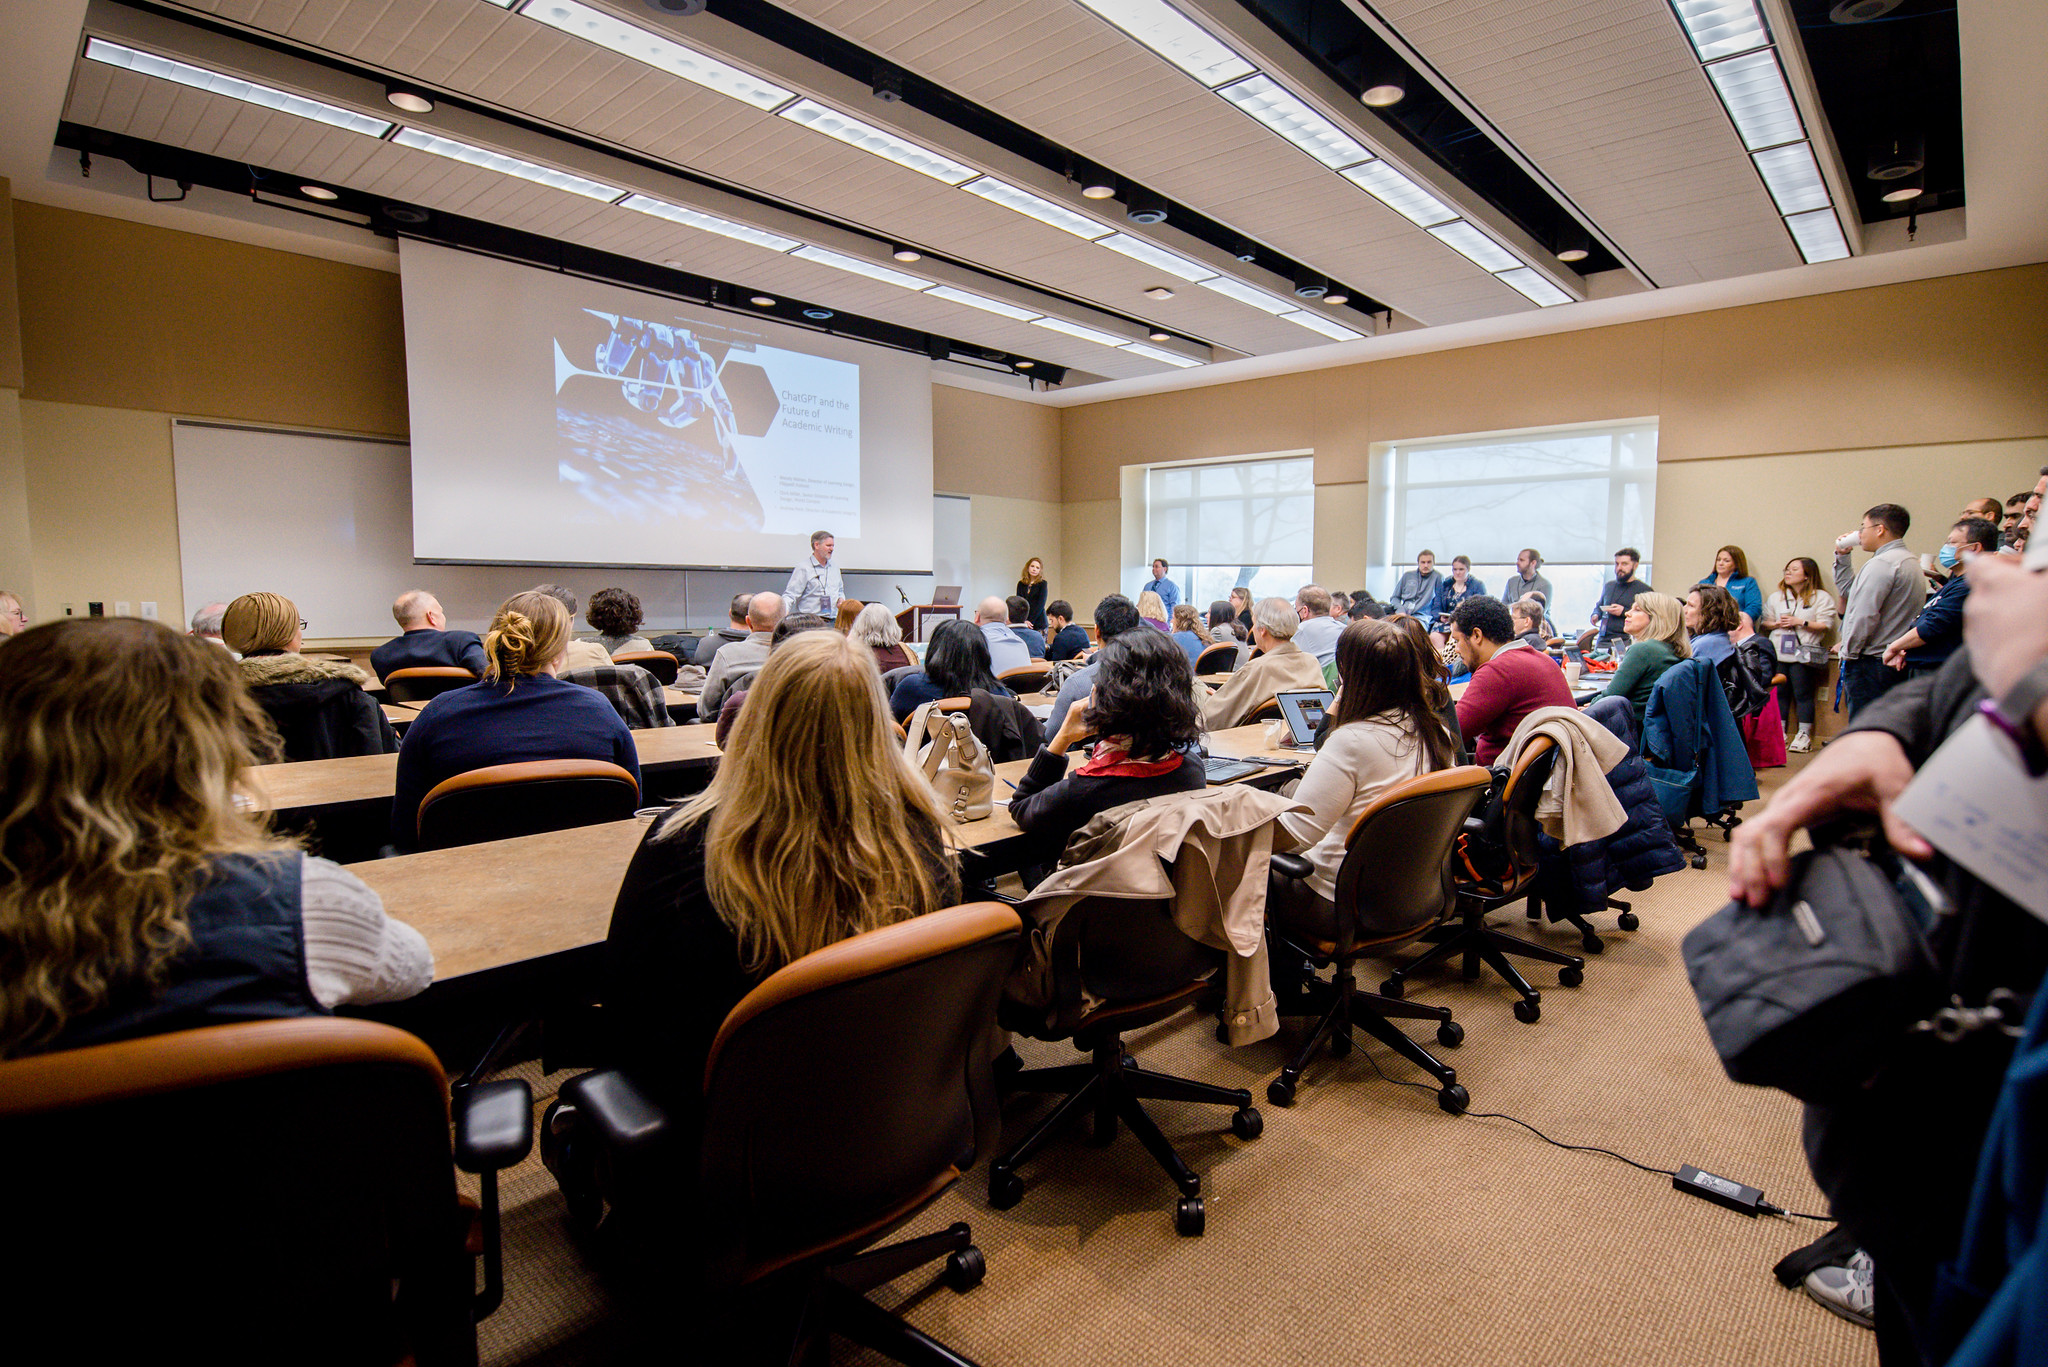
left=82, top=38, right=394, bottom=137
left=1784, top=207, right=1850, bottom=263
left=789, top=245, right=932, bottom=289
left=1120, top=342, right=1202, bottom=368
left=1426, top=220, right=1520, bottom=272
left=522, top=0, right=795, bottom=110
left=1494, top=267, right=1573, bottom=307
left=1670, top=0, right=1769, bottom=62
left=1032, top=316, right=1131, bottom=348
left=1216, top=74, right=1372, bottom=169
left=1280, top=309, right=1365, bottom=341
left=1705, top=49, right=1803, bottom=151
left=925, top=285, right=1039, bottom=321
left=778, top=99, right=976, bottom=184
left=962, top=176, right=1111, bottom=239
left=392, top=127, right=622, bottom=201
left=1096, top=233, right=1216, bottom=281
left=1196, top=274, right=1295, bottom=314
left=1339, top=159, right=1457, bottom=227
left=618, top=193, right=801, bottom=252
left=1751, top=141, right=1830, bottom=215
left=1071, top=0, right=1255, bottom=88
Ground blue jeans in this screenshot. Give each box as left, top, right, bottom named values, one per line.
left=1841, top=654, right=1906, bottom=719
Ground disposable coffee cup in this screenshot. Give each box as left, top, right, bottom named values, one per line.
left=634, top=806, right=668, bottom=825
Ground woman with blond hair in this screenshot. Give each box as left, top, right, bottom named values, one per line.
left=0, top=619, right=431, bottom=1057
left=602, top=629, right=962, bottom=1115
left=1136, top=589, right=1170, bottom=632
left=222, top=591, right=396, bottom=762
left=389, top=590, right=638, bottom=850
left=1597, top=590, right=1691, bottom=730
left=849, top=600, right=913, bottom=673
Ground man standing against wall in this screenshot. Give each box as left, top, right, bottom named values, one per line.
left=1834, top=503, right=1921, bottom=716
left=1142, top=558, right=1181, bottom=613
left=784, top=530, right=842, bottom=616
left=1593, top=548, right=1650, bottom=645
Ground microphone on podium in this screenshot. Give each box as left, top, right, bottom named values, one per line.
left=897, top=585, right=910, bottom=605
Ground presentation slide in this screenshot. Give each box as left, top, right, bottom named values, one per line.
left=398, top=239, right=933, bottom=571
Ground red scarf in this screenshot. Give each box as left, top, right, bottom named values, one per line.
left=1076, top=745, right=1183, bottom=778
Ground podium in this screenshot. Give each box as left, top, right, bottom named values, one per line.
left=896, top=604, right=961, bottom=642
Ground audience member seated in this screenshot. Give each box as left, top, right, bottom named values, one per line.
left=586, top=587, right=652, bottom=658
left=1389, top=550, right=1442, bottom=618
left=370, top=589, right=486, bottom=680
left=1016, top=557, right=1049, bottom=631
left=833, top=598, right=864, bottom=635
left=223, top=593, right=396, bottom=762
left=1169, top=603, right=1208, bottom=667
left=1883, top=516, right=1996, bottom=677
left=889, top=618, right=1020, bottom=724
left=1008, top=627, right=1207, bottom=865
left=1960, top=495, right=2003, bottom=525
left=1271, top=618, right=1460, bottom=936
left=1207, top=599, right=1243, bottom=644
left=0, top=618, right=431, bottom=1057
left=604, top=630, right=961, bottom=1120
left=1348, top=592, right=1388, bottom=623
left=850, top=602, right=914, bottom=674
left=1685, top=584, right=1740, bottom=666
left=698, top=592, right=784, bottom=715
left=0, top=589, right=24, bottom=638
left=1428, top=555, right=1487, bottom=624
left=1380, top=615, right=1465, bottom=753
left=1292, top=585, right=1345, bottom=670
left=1046, top=595, right=1151, bottom=733
left=694, top=593, right=753, bottom=666
left=1230, top=586, right=1254, bottom=634
left=1760, top=556, right=1836, bottom=754
left=1202, top=596, right=1328, bottom=730
left=1136, top=590, right=1170, bottom=632
left=188, top=601, right=231, bottom=651
left=1045, top=600, right=1091, bottom=661
left=976, top=595, right=1033, bottom=676
left=561, top=657, right=673, bottom=732
left=533, top=584, right=611, bottom=672
left=1596, top=591, right=1691, bottom=732
left=1451, top=598, right=1574, bottom=767
left=390, top=591, right=639, bottom=851
left=1594, top=547, right=1652, bottom=646
left=1697, top=545, right=1764, bottom=625
left=1008, top=595, right=1049, bottom=659
left=1509, top=597, right=1551, bottom=652
left=715, top=614, right=831, bottom=747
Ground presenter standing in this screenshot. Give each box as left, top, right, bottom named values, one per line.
left=1142, top=558, right=1181, bottom=614
left=784, top=529, right=843, bottom=616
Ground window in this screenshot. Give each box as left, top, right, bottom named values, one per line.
left=1378, top=422, right=1656, bottom=629
left=1145, top=455, right=1314, bottom=613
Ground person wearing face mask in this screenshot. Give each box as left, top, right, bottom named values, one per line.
left=1881, top=518, right=1997, bottom=677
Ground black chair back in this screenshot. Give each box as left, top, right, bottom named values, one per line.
left=416, top=758, right=640, bottom=850
left=611, top=650, right=681, bottom=686
left=1194, top=642, right=1239, bottom=675
left=997, top=663, right=1053, bottom=693
left=1462, top=738, right=1558, bottom=897
left=1331, top=767, right=1494, bottom=947
left=383, top=666, right=478, bottom=703
left=0, top=1019, right=472, bottom=1365
left=698, top=904, right=1021, bottom=1283
left=1045, top=896, right=1221, bottom=1028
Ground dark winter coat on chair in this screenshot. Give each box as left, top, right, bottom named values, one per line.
left=1530, top=695, right=1685, bottom=919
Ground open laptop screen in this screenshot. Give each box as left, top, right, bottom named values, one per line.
left=1275, top=689, right=1334, bottom=747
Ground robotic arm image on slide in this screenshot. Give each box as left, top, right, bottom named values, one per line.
left=561, top=311, right=741, bottom=474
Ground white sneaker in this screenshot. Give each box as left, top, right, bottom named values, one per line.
left=1804, top=1249, right=1875, bottom=1329
left=1788, top=732, right=1813, bottom=753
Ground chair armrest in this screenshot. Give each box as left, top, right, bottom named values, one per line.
left=560, top=1069, right=671, bottom=1158
left=1269, top=851, right=1313, bottom=881
left=452, top=1079, right=534, bottom=1173
left=1462, top=816, right=1487, bottom=836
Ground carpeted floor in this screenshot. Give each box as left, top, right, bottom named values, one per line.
left=468, top=753, right=1875, bottom=1367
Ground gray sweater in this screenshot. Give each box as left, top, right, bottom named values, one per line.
left=1833, top=541, right=1923, bottom=659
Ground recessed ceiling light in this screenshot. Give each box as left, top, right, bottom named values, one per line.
left=1672, top=0, right=1770, bottom=62
left=789, top=244, right=932, bottom=290
left=1704, top=48, right=1804, bottom=152
left=662, top=259, right=685, bottom=269
left=1120, top=341, right=1202, bottom=368
left=1031, top=316, right=1129, bottom=348
left=1143, top=286, right=1175, bottom=300
left=1880, top=179, right=1924, bottom=204
left=1071, top=0, right=1256, bottom=88
left=925, top=285, right=1039, bottom=321
left=749, top=294, right=776, bottom=306
left=1096, top=233, right=1213, bottom=280
left=524, top=0, right=795, bottom=109
left=82, top=39, right=394, bottom=138
left=1339, top=159, right=1458, bottom=227
left=1279, top=309, right=1365, bottom=341
left=1078, top=167, right=1117, bottom=199
left=1322, top=291, right=1349, bottom=306
left=1426, top=220, right=1520, bottom=272
left=1148, top=328, right=1173, bottom=342
left=393, top=128, right=623, bottom=202
left=1198, top=275, right=1296, bottom=314
left=1015, top=359, right=1035, bottom=368
left=963, top=176, right=1112, bottom=240
left=1360, top=81, right=1405, bottom=108
left=778, top=99, right=976, bottom=184
left=1784, top=207, right=1850, bottom=263
left=1557, top=247, right=1591, bottom=262
left=300, top=184, right=339, bottom=201
left=1216, top=74, right=1372, bottom=169
left=1494, top=268, right=1573, bottom=307
left=619, top=194, right=802, bottom=252
left=1752, top=141, right=1831, bottom=215
left=892, top=245, right=922, bottom=262
left=385, top=85, right=435, bottom=114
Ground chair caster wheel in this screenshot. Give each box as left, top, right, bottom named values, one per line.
left=1580, top=933, right=1605, bottom=954
left=1267, top=1077, right=1296, bottom=1107
left=1559, top=965, right=1584, bottom=987
left=1122, top=1053, right=1138, bottom=1071
left=943, top=1247, right=986, bottom=1293
left=1231, top=1107, right=1263, bottom=1140
left=1513, top=998, right=1541, bottom=1024
left=1379, top=977, right=1404, bottom=999
left=1329, top=1030, right=1353, bottom=1057
left=1617, top=911, right=1640, bottom=931
left=1690, top=854, right=1708, bottom=870
left=1438, top=1084, right=1470, bottom=1115
left=1175, top=1196, right=1205, bottom=1237
left=988, top=1169, right=1023, bottom=1210
left=1436, top=1020, right=1464, bottom=1048
left=1215, top=1019, right=1230, bottom=1044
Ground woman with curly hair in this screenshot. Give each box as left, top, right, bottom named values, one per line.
left=585, top=586, right=652, bottom=658
left=0, top=619, right=431, bottom=1057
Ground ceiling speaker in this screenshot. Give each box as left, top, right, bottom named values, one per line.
left=646, top=0, right=708, bottom=14
left=1125, top=190, right=1168, bottom=225
left=1866, top=133, right=1925, bottom=181
left=1829, top=0, right=1902, bottom=21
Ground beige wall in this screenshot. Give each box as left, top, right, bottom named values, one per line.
left=21, top=401, right=185, bottom=625
left=932, top=383, right=1065, bottom=612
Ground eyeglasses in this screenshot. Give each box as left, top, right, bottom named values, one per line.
left=299, top=619, right=309, bottom=632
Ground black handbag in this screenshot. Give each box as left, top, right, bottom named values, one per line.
left=1682, top=842, right=1946, bottom=1103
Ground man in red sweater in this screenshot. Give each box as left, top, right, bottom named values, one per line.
left=1450, top=597, right=1573, bottom=766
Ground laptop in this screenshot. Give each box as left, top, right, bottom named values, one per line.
left=1274, top=689, right=1334, bottom=750
left=1203, top=755, right=1269, bottom=784
left=931, top=585, right=962, bottom=606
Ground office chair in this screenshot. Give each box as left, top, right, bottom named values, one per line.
left=1194, top=642, right=1239, bottom=675
left=996, top=662, right=1052, bottom=693
left=1266, top=766, right=1493, bottom=1113
left=612, top=649, right=681, bottom=686
left=880, top=664, right=919, bottom=695
left=544, top=903, right=1022, bottom=1366
left=1380, top=738, right=1586, bottom=1024
left=0, top=1017, right=530, bottom=1366
left=382, top=665, right=478, bottom=703
left=561, top=663, right=674, bottom=730
left=1246, top=695, right=1284, bottom=724
left=415, top=757, right=640, bottom=850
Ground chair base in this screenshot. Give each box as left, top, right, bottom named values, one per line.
left=989, top=1035, right=1259, bottom=1237
left=1267, top=967, right=1469, bottom=1114
left=1383, top=902, right=1585, bottom=1023
left=779, top=1223, right=985, bottom=1367
left=1524, top=893, right=1639, bottom=954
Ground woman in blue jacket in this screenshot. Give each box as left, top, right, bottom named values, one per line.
left=1698, top=545, right=1763, bottom=626
left=1428, top=556, right=1487, bottom=626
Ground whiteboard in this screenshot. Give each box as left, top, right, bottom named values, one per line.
left=171, top=421, right=939, bottom=639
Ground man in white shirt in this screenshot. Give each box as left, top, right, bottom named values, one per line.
left=975, top=596, right=1032, bottom=676
left=1291, top=585, right=1345, bottom=668
left=783, top=530, right=843, bottom=616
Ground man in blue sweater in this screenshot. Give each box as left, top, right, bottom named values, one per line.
left=371, top=590, right=486, bottom=680
left=1882, top=517, right=1995, bottom=676
left=1141, top=559, right=1180, bottom=613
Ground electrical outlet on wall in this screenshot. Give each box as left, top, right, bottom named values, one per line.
left=61, top=602, right=74, bottom=617
left=141, top=602, right=159, bottom=620
left=115, top=601, right=132, bottom=617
